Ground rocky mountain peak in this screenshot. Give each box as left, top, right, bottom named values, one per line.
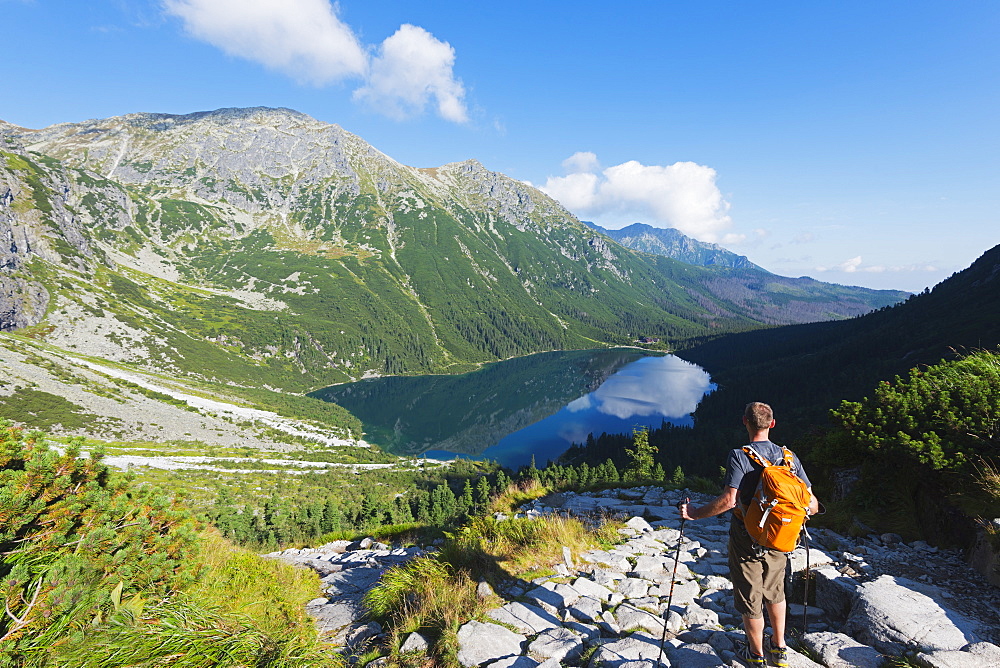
left=587, top=221, right=761, bottom=271
left=9, top=107, right=394, bottom=214
left=130, top=106, right=315, bottom=127
left=428, top=158, right=583, bottom=231
left=0, top=122, right=27, bottom=153
left=0, top=107, right=913, bottom=384
left=6, top=109, right=599, bottom=242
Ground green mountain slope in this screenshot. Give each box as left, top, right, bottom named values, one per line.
left=1, top=107, right=908, bottom=395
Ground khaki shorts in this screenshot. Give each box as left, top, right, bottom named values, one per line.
left=728, top=521, right=787, bottom=619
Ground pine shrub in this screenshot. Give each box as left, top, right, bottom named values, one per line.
left=830, top=349, right=1000, bottom=472
left=0, top=420, right=201, bottom=660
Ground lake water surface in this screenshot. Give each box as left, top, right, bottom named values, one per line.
left=311, top=349, right=714, bottom=468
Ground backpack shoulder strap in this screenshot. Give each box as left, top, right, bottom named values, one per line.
left=742, top=445, right=772, bottom=469
left=779, top=446, right=799, bottom=475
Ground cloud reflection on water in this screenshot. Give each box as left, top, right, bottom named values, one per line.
left=567, top=355, right=713, bottom=420
left=556, top=420, right=592, bottom=445
left=481, top=353, right=714, bottom=467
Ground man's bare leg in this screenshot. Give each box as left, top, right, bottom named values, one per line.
left=765, top=600, right=787, bottom=647
left=742, top=615, right=765, bottom=655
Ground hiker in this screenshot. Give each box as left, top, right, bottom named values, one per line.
left=680, top=402, right=819, bottom=667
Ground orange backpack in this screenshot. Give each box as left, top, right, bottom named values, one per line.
left=738, top=445, right=811, bottom=553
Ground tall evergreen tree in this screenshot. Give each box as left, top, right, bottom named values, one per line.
left=459, top=479, right=474, bottom=516
left=476, top=476, right=491, bottom=510
left=495, top=470, right=511, bottom=494
left=391, top=495, right=414, bottom=524
left=322, top=497, right=343, bottom=533
left=671, top=465, right=685, bottom=486
left=414, top=491, right=431, bottom=523
left=625, top=426, right=656, bottom=481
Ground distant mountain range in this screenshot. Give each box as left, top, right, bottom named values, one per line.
left=1, top=107, right=907, bottom=396
left=584, top=221, right=761, bottom=270
left=678, top=242, right=1000, bottom=440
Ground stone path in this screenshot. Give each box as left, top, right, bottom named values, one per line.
left=273, top=486, right=1000, bottom=667
left=265, top=537, right=426, bottom=647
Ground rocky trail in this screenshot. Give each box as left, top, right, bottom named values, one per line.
left=269, top=486, right=1000, bottom=667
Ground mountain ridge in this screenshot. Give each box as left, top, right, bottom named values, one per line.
left=2, top=107, right=907, bottom=402
left=584, top=221, right=761, bottom=270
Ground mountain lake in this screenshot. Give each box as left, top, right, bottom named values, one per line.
left=310, top=349, right=715, bottom=469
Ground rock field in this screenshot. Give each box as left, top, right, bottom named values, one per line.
left=0, top=338, right=362, bottom=450
left=269, top=486, right=1000, bottom=667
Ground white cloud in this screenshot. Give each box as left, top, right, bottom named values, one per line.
left=736, top=228, right=770, bottom=248
left=163, top=0, right=366, bottom=84
left=163, top=0, right=467, bottom=122
left=354, top=24, right=467, bottom=123
left=562, top=151, right=600, bottom=174
left=556, top=420, right=593, bottom=445
left=542, top=172, right=601, bottom=210
left=540, top=155, right=734, bottom=242
left=839, top=256, right=864, bottom=273
left=815, top=256, right=938, bottom=274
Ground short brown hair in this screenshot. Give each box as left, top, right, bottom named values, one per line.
left=744, top=402, right=773, bottom=430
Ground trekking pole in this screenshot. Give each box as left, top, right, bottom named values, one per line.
left=800, top=501, right=825, bottom=636
left=658, top=497, right=689, bottom=666
left=801, top=525, right=811, bottom=635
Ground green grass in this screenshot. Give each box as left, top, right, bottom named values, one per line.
left=0, top=388, right=100, bottom=430
left=0, top=422, right=341, bottom=666
left=363, top=557, right=496, bottom=668
left=3, top=151, right=54, bottom=216
left=50, top=530, right=338, bottom=668
left=975, top=460, right=1000, bottom=515
left=363, top=482, right=623, bottom=667
left=314, top=522, right=435, bottom=547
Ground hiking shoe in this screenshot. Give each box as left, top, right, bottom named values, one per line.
left=764, top=635, right=789, bottom=667
left=736, top=643, right=766, bottom=667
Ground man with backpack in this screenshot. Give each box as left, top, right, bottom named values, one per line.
left=680, top=402, right=819, bottom=667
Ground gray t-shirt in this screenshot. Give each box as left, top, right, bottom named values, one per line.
left=723, top=440, right=812, bottom=509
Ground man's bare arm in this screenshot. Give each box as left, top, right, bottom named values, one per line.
left=808, top=488, right=819, bottom=515
left=681, top=486, right=738, bottom=521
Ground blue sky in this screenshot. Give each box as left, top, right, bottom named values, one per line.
left=3, top=1, right=998, bottom=292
